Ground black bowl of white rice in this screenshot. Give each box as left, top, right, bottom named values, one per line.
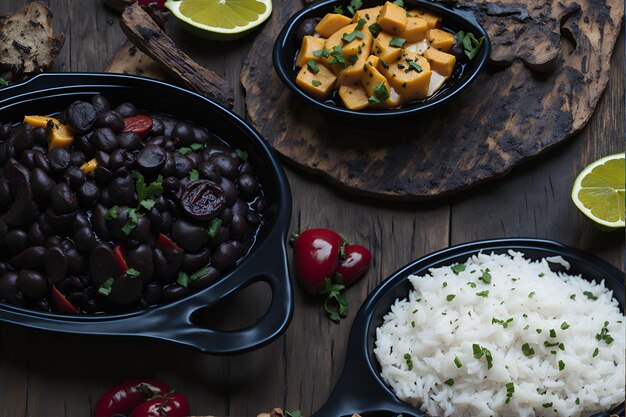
left=310, top=238, right=625, bottom=417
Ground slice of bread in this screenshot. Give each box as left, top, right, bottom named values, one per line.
left=0, top=1, right=65, bottom=78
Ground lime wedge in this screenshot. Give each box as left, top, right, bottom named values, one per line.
left=571, top=152, right=625, bottom=230
left=165, top=0, right=272, bottom=40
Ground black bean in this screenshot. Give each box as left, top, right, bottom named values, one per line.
left=208, top=153, right=239, bottom=180
left=147, top=135, right=166, bottom=147
left=212, top=241, right=242, bottom=270
left=6, top=163, right=38, bottom=228
left=209, top=226, right=230, bottom=249
left=152, top=248, right=169, bottom=283
left=64, top=166, right=86, bottom=189
left=27, top=222, right=45, bottom=246
left=173, top=154, right=193, bottom=178
left=0, top=123, right=13, bottom=140
left=74, top=133, right=95, bottom=157
left=159, top=152, right=175, bottom=177
left=94, top=165, right=113, bottom=186
left=189, top=266, right=221, bottom=291
left=48, top=147, right=70, bottom=174
left=66, top=247, right=86, bottom=275
left=77, top=181, right=100, bottom=209
left=96, top=111, right=125, bottom=133
left=127, top=244, right=154, bottom=284
left=247, top=212, right=262, bottom=227
left=204, top=145, right=232, bottom=158
left=141, top=283, right=162, bottom=307
left=162, top=283, right=188, bottom=302
left=136, top=144, right=167, bottom=174
left=44, top=246, right=68, bottom=283
left=239, top=161, right=254, bottom=175
left=159, top=211, right=173, bottom=233
left=66, top=101, right=97, bottom=133
left=40, top=208, right=77, bottom=235
left=186, top=152, right=203, bottom=168
left=198, top=161, right=221, bottom=182
left=10, top=245, right=45, bottom=271
left=163, top=140, right=175, bottom=152
left=221, top=207, right=233, bottom=225
left=12, top=123, right=34, bottom=155
left=254, top=197, right=266, bottom=212
left=17, top=269, right=47, bottom=298
left=106, top=206, right=131, bottom=240
left=95, top=150, right=110, bottom=168
left=20, top=149, right=36, bottom=168
left=33, top=151, right=51, bottom=174
left=5, top=229, right=28, bottom=254
left=149, top=118, right=165, bottom=136
left=30, top=167, right=54, bottom=204
left=116, top=102, right=138, bottom=118
left=92, top=127, right=118, bottom=152
left=50, top=183, right=78, bottom=214
left=117, top=131, right=140, bottom=151
left=109, top=274, right=143, bottom=305
left=0, top=262, right=10, bottom=276
left=237, top=174, right=259, bottom=201
left=192, top=127, right=211, bottom=144
left=74, top=226, right=98, bottom=254
left=232, top=199, right=249, bottom=217
left=109, top=175, right=135, bottom=206
left=91, top=204, right=111, bottom=241
left=162, top=177, right=179, bottom=198
left=89, top=243, right=118, bottom=287
left=229, top=214, right=248, bottom=241
left=0, top=177, right=11, bottom=207
left=45, top=236, right=62, bottom=248
left=91, top=94, right=110, bottom=114
left=172, top=122, right=195, bottom=146
left=70, top=212, right=90, bottom=234
left=0, top=271, right=24, bottom=305
left=32, top=126, right=47, bottom=148
left=219, top=177, right=238, bottom=206
left=182, top=248, right=211, bottom=273
left=171, top=219, right=208, bottom=252
left=69, top=151, right=86, bottom=167
left=296, top=17, right=320, bottom=41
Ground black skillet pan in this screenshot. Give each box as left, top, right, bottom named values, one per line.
left=273, top=0, right=491, bottom=120
left=311, top=238, right=625, bottom=417
left=0, top=73, right=293, bottom=355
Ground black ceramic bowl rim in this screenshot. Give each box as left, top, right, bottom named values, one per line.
left=0, top=72, right=294, bottom=355
left=312, top=238, right=625, bottom=417
left=273, top=0, right=491, bottom=120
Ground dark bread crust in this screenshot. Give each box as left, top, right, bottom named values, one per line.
left=0, top=1, right=65, bottom=79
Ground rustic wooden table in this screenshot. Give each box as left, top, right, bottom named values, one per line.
left=0, top=1, right=623, bottom=416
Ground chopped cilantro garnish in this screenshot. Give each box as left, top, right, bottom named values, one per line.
left=134, top=173, right=163, bottom=209
left=407, top=60, right=422, bottom=72
left=492, top=317, right=514, bottom=328
left=521, top=343, right=534, bottom=357
left=342, top=30, right=364, bottom=43
left=207, top=218, right=222, bottom=238
left=177, top=271, right=190, bottom=288
left=313, top=48, right=330, bottom=58
left=106, top=205, right=119, bottom=220
left=476, top=290, right=489, bottom=297
left=575, top=398, right=580, bottom=405
left=329, top=45, right=347, bottom=68
left=355, top=18, right=367, bottom=31
left=235, top=149, right=248, bottom=161
left=404, top=353, right=413, bottom=370
left=368, top=23, right=382, bottom=36
left=472, top=343, right=493, bottom=369
left=369, top=82, right=389, bottom=103
left=595, top=321, right=614, bottom=344
left=346, top=0, right=363, bottom=16
left=454, top=356, right=462, bottom=368
left=188, top=169, right=199, bottom=182
left=307, top=60, right=320, bottom=74
left=558, top=360, right=565, bottom=371
left=446, top=294, right=455, bottom=302
left=455, top=31, right=485, bottom=60
left=190, top=266, right=210, bottom=282
left=451, top=264, right=466, bottom=275
left=98, top=277, right=115, bottom=297
left=479, top=269, right=492, bottom=284
left=178, top=147, right=192, bottom=155
left=0, top=78, right=9, bottom=87
left=505, top=382, right=514, bottom=404
left=583, top=291, right=598, bottom=300
left=560, top=321, right=570, bottom=330
left=592, top=347, right=599, bottom=357
left=444, top=378, right=454, bottom=386
left=393, top=0, right=404, bottom=6
left=122, top=208, right=139, bottom=235
left=140, top=199, right=156, bottom=211
left=542, top=403, right=553, bottom=408
left=389, top=37, right=406, bottom=47
left=333, top=5, right=344, bottom=14
left=311, top=80, right=322, bottom=87
left=348, top=54, right=359, bottom=64
left=190, top=143, right=204, bottom=151
left=528, top=291, right=536, bottom=298
left=126, top=268, right=141, bottom=278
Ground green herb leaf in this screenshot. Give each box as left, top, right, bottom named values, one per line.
left=140, top=198, right=156, bottom=211
left=444, top=378, right=454, bottom=386
left=188, top=169, right=199, bottom=182
left=373, top=82, right=390, bottom=101
left=321, top=277, right=349, bottom=323
left=505, top=382, right=515, bottom=403
left=583, top=291, right=598, bottom=300
left=558, top=360, right=565, bottom=371
left=122, top=208, right=139, bottom=235
left=207, top=218, right=222, bottom=238
left=542, top=403, right=553, bottom=408
left=446, top=294, right=456, bottom=302
left=190, top=143, right=204, bottom=151
left=479, top=269, right=492, bottom=284
left=389, top=37, right=406, bottom=47
left=105, top=205, right=119, bottom=220
left=342, top=30, right=364, bottom=42
left=135, top=173, right=163, bottom=210
left=311, top=80, right=322, bottom=87
left=355, top=18, right=367, bottom=31
left=190, top=266, right=210, bottom=282
left=476, top=290, right=489, bottom=297
left=313, top=48, right=330, bottom=58
left=595, top=321, right=614, bottom=345
left=575, top=398, right=580, bottom=405
left=404, top=353, right=414, bottom=370
left=178, top=147, right=192, bottom=155
left=177, top=271, right=190, bottom=288
left=472, top=343, right=492, bottom=368
left=560, top=321, right=570, bottom=330
left=456, top=31, right=485, bottom=60
left=333, top=5, right=344, bottom=14
left=492, top=317, right=514, bottom=328
left=549, top=329, right=557, bottom=338
left=348, top=54, right=359, bottom=64
left=307, top=59, right=320, bottom=74
left=346, top=0, right=363, bottom=15
left=592, top=347, right=599, bottom=357
left=235, top=149, right=248, bottom=161
left=451, top=264, right=466, bottom=275
left=285, top=411, right=301, bottom=417
left=368, top=23, right=382, bottom=36
left=98, top=277, right=115, bottom=297
left=454, top=356, right=462, bottom=368
left=126, top=268, right=141, bottom=278
left=407, top=60, right=423, bottom=72
left=0, top=77, right=9, bottom=87
left=528, top=291, right=536, bottom=298
left=393, top=0, right=404, bottom=6
left=521, top=343, right=535, bottom=357
left=329, top=45, right=347, bottom=68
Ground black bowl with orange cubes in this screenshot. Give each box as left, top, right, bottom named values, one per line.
left=273, top=0, right=490, bottom=119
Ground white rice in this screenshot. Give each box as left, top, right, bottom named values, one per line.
left=374, top=251, right=625, bottom=417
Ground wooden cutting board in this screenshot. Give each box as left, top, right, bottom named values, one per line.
left=241, top=0, right=624, bottom=200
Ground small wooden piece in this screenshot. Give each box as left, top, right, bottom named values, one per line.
left=242, top=0, right=624, bottom=200
left=105, top=40, right=169, bottom=81
left=120, top=3, right=234, bottom=109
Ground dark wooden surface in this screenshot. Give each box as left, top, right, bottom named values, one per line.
left=0, top=1, right=623, bottom=416
left=243, top=0, right=624, bottom=200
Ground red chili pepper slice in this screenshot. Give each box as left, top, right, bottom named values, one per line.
left=156, top=233, right=182, bottom=253
left=123, top=115, right=153, bottom=138
left=113, top=244, right=128, bottom=274
left=51, top=284, right=79, bottom=315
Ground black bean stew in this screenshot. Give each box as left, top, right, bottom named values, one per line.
left=0, top=95, right=265, bottom=314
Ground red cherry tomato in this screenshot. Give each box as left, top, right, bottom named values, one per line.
left=123, top=115, right=153, bottom=138
left=291, top=228, right=345, bottom=295
left=51, top=284, right=78, bottom=314
left=129, top=392, right=190, bottom=417
left=93, top=378, right=170, bottom=417
left=156, top=233, right=182, bottom=253
left=113, top=244, right=128, bottom=274
left=137, top=0, right=166, bottom=11
left=335, top=244, right=372, bottom=287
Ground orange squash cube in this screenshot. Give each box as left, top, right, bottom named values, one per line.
left=315, top=13, right=352, bottom=38
left=427, top=28, right=455, bottom=52
left=372, top=32, right=403, bottom=63
left=338, top=85, right=370, bottom=110
left=423, top=47, right=456, bottom=77
left=379, top=50, right=432, bottom=100
left=296, top=63, right=337, bottom=100
left=402, top=16, right=428, bottom=42
left=296, top=36, right=327, bottom=68
left=408, top=9, right=442, bottom=29
left=352, top=6, right=382, bottom=24
left=376, top=1, right=407, bottom=34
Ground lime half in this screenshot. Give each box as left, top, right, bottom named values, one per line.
left=165, top=0, right=272, bottom=41
left=571, top=152, right=625, bottom=230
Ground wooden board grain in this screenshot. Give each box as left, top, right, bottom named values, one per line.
left=241, top=0, right=624, bottom=200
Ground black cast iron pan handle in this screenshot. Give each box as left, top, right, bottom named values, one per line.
left=312, top=239, right=625, bottom=417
